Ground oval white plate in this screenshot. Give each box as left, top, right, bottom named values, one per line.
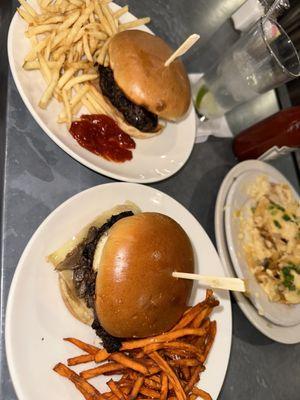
left=215, top=160, right=300, bottom=344
left=225, top=169, right=300, bottom=327
left=7, top=2, right=196, bottom=183
left=6, top=183, right=231, bottom=400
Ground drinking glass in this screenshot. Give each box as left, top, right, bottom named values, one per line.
left=194, top=16, right=300, bottom=119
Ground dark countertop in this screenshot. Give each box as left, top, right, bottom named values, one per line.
left=1, top=0, right=300, bottom=399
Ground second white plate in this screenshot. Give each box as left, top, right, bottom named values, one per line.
left=215, top=160, right=300, bottom=344
left=225, top=169, right=300, bottom=327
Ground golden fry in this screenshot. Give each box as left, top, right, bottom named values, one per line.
left=119, top=17, right=151, bottom=31
left=113, top=6, right=129, bottom=19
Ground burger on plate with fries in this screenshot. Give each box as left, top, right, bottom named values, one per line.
left=47, top=203, right=219, bottom=400
left=18, top=0, right=193, bottom=162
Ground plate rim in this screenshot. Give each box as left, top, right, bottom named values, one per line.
left=6, top=182, right=232, bottom=400
left=215, top=160, right=300, bottom=344
left=7, top=4, right=196, bottom=184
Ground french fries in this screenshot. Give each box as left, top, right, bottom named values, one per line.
left=18, top=0, right=150, bottom=128
left=54, top=290, right=219, bottom=400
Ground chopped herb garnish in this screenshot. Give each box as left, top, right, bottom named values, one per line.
left=286, top=262, right=300, bottom=274
left=282, top=267, right=296, bottom=291
left=269, top=201, right=285, bottom=212
left=273, top=220, right=282, bottom=229
left=282, top=214, right=291, bottom=221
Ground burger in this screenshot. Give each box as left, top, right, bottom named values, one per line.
left=98, top=30, right=191, bottom=138
left=48, top=204, right=194, bottom=351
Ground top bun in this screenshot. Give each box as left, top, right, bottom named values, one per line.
left=95, top=213, right=194, bottom=338
left=109, top=30, right=191, bottom=121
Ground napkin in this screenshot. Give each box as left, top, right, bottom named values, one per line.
left=189, top=74, right=233, bottom=143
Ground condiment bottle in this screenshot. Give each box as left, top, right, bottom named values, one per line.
left=233, top=106, right=300, bottom=161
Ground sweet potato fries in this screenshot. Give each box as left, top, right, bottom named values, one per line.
left=53, top=290, right=218, bottom=400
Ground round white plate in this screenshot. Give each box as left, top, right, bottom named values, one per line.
left=225, top=169, right=300, bottom=327
left=7, top=2, right=196, bottom=183
left=215, top=160, right=300, bottom=344
left=6, top=183, right=231, bottom=400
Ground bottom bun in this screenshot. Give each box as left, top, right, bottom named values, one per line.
left=59, top=271, right=93, bottom=325
left=92, top=82, right=164, bottom=139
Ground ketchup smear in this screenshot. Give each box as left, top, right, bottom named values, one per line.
left=70, top=115, right=136, bottom=162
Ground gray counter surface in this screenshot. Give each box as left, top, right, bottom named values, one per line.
left=1, top=0, right=300, bottom=399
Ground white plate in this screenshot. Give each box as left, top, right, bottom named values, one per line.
left=225, top=169, right=300, bottom=327
left=215, top=160, right=300, bottom=344
left=6, top=183, right=231, bottom=400
left=7, top=2, right=196, bottom=183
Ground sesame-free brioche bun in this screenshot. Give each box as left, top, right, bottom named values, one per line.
left=95, top=212, right=194, bottom=338
left=109, top=30, right=191, bottom=121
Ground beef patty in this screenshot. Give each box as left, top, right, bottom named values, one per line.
left=60, top=211, right=134, bottom=352
left=99, top=65, right=158, bottom=132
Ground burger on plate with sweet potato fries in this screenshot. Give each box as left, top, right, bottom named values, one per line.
left=48, top=203, right=219, bottom=400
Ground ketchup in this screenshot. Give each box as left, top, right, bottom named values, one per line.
left=70, top=115, right=136, bottom=162
left=233, top=107, right=300, bottom=161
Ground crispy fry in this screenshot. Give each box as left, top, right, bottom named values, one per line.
left=113, top=6, right=129, bottom=19
left=81, top=362, right=124, bottom=379
left=53, top=363, right=102, bottom=400
left=192, top=307, right=213, bottom=328
left=39, top=68, right=60, bottom=109
left=184, top=366, right=203, bottom=394
left=202, top=321, right=217, bottom=362
left=149, top=352, right=186, bottom=400
left=121, top=328, right=206, bottom=351
left=83, top=33, right=93, bottom=62
left=182, top=367, right=190, bottom=382
left=139, top=386, right=160, bottom=398
left=110, top=353, right=148, bottom=375
left=67, top=353, right=95, bottom=366
left=144, top=377, right=161, bottom=390
left=58, top=67, right=76, bottom=89
left=107, top=380, right=127, bottom=400
left=160, top=373, right=168, bottom=400
left=19, top=0, right=37, bottom=17
left=119, top=18, right=151, bottom=31
left=129, top=375, right=144, bottom=399
left=17, top=7, right=35, bottom=24
left=192, top=387, right=212, bottom=400
left=94, top=347, right=110, bottom=363
left=169, top=359, right=199, bottom=368
left=62, top=89, right=72, bottom=127
left=143, top=341, right=205, bottom=362
left=63, top=337, right=100, bottom=355
left=63, top=74, right=98, bottom=91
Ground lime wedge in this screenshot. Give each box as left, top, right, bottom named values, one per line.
left=195, top=85, right=209, bottom=109
left=196, top=90, right=225, bottom=119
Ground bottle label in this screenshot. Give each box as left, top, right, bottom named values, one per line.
left=258, top=145, right=296, bottom=161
